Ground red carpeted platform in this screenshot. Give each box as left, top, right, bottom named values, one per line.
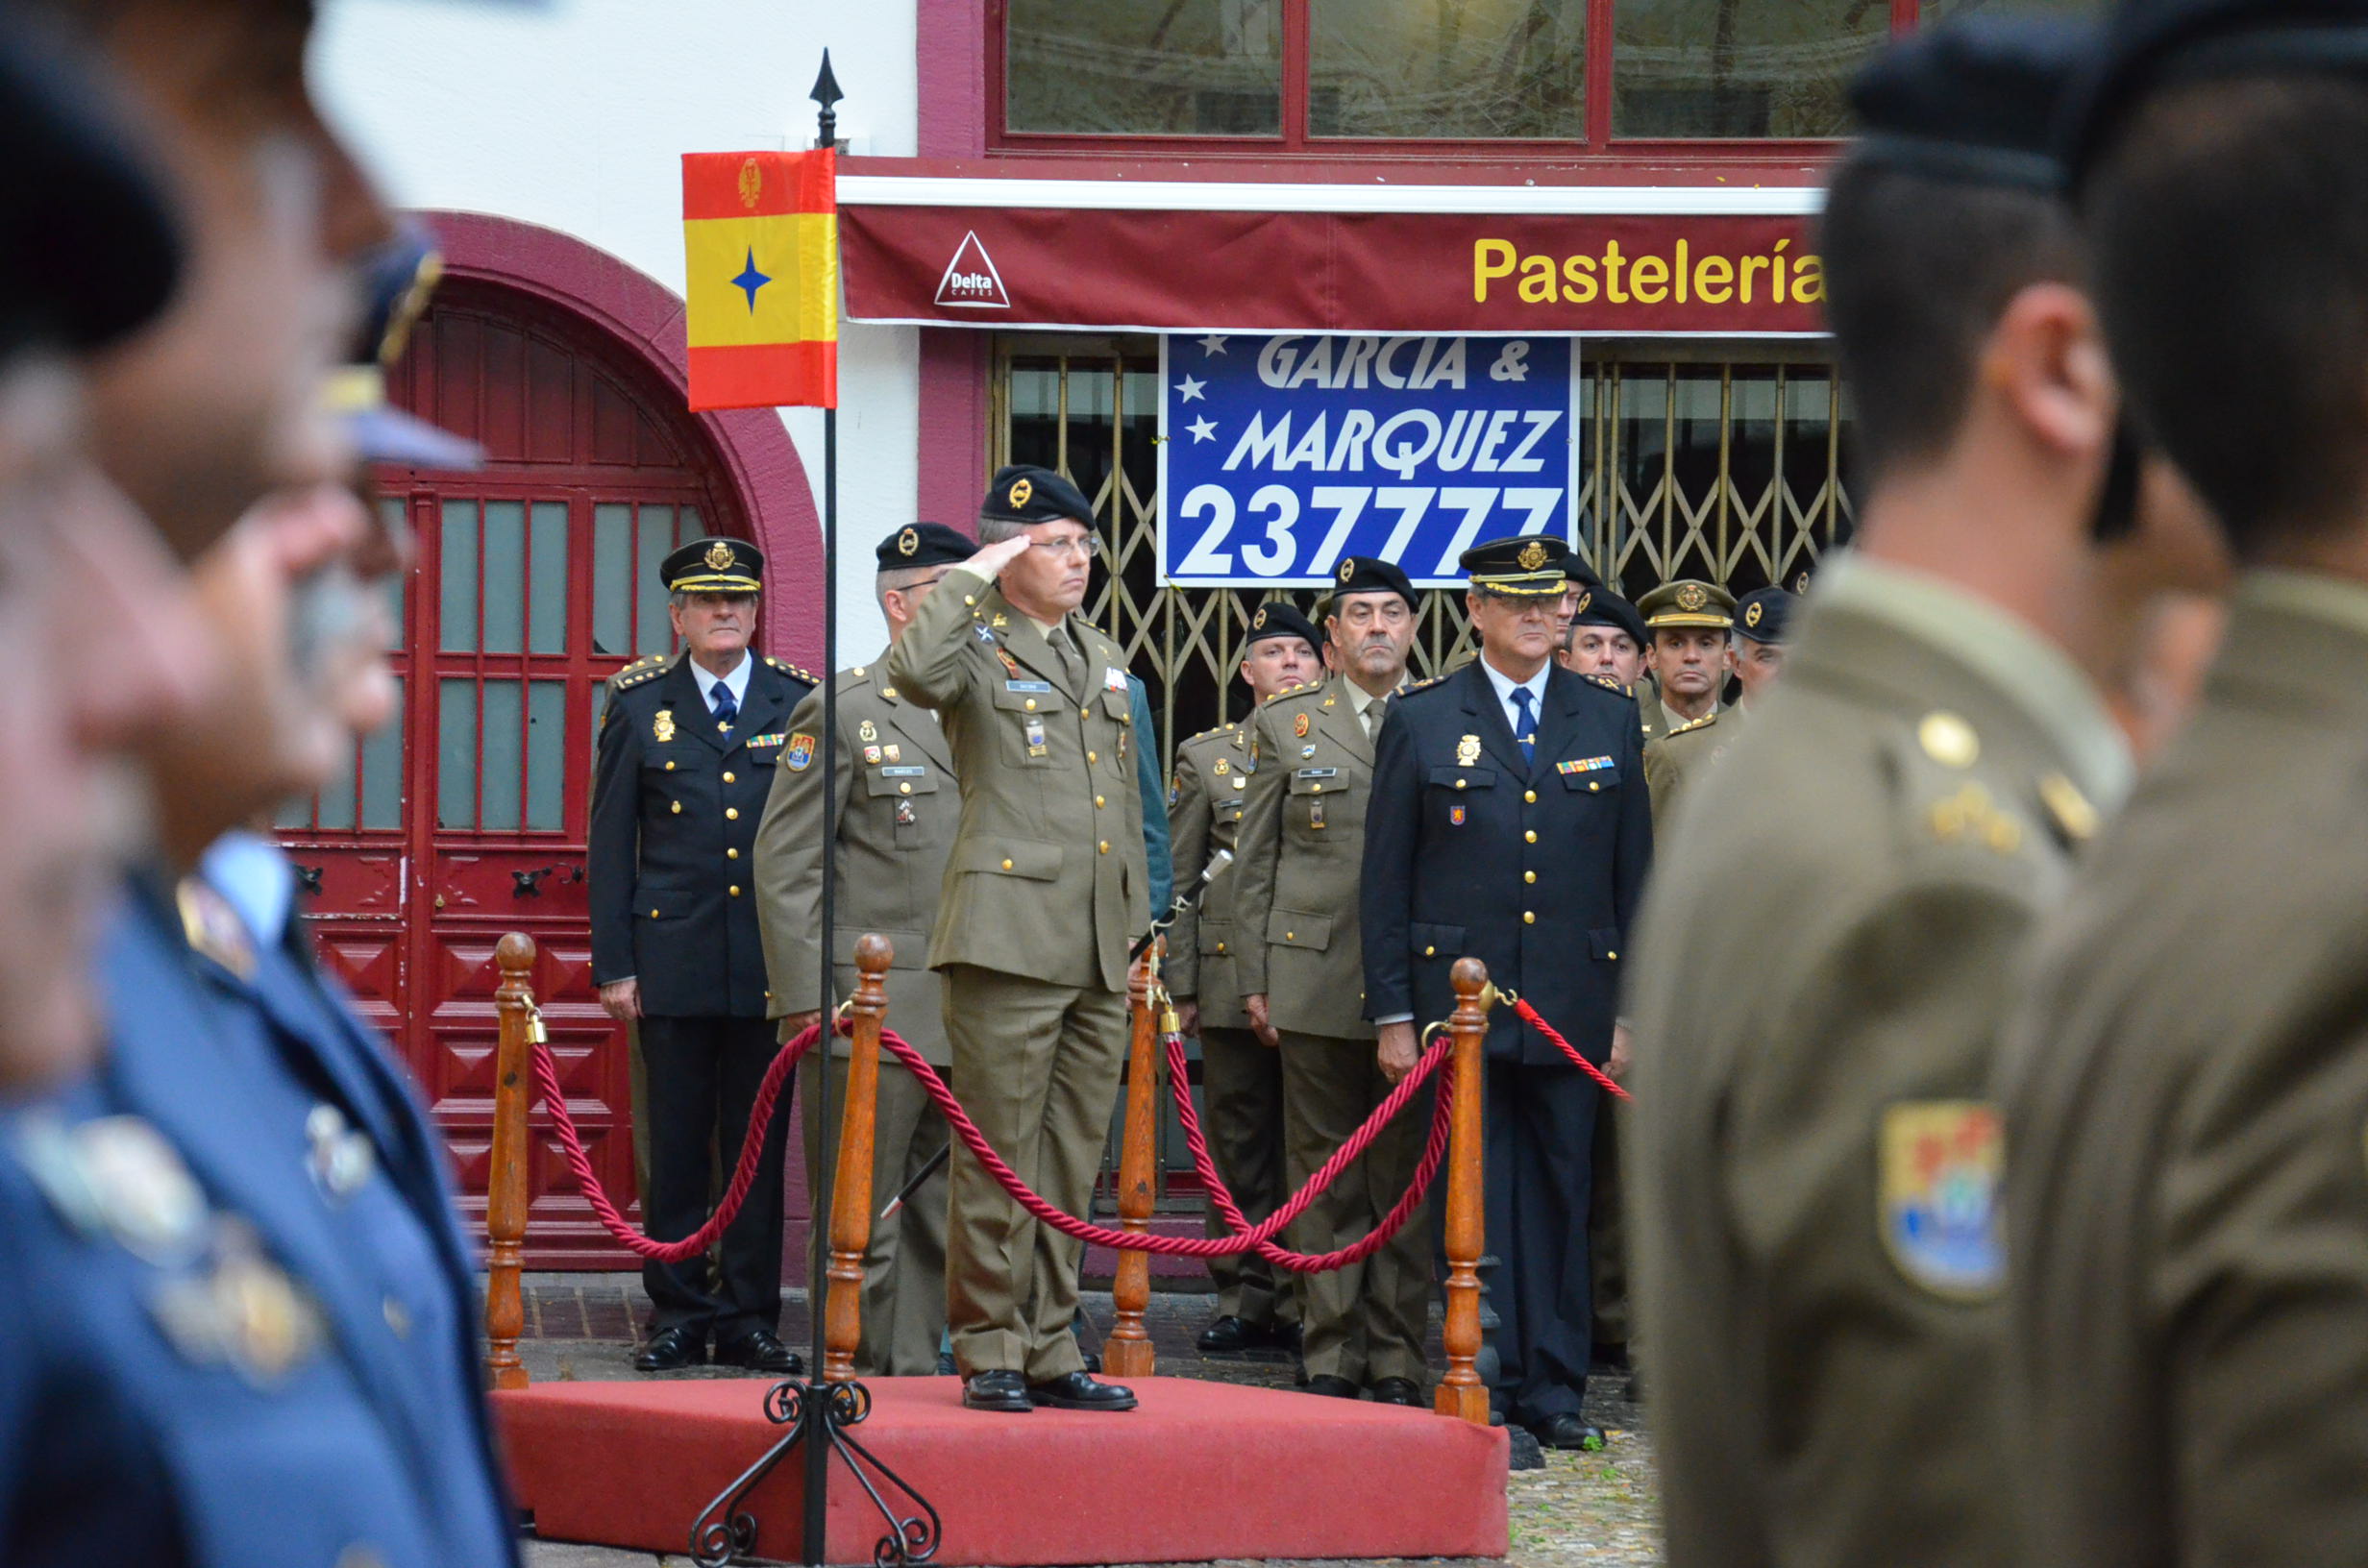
left=498, top=1375, right=1508, bottom=1565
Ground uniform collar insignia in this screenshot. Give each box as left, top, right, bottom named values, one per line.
left=176, top=878, right=256, bottom=981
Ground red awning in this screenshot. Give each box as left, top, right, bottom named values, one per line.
left=838, top=167, right=1826, bottom=336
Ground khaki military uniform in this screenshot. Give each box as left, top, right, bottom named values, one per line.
left=1235, top=674, right=1428, bottom=1386
left=753, top=663, right=954, bottom=1377
left=1169, top=722, right=1296, bottom=1335
left=884, top=565, right=1148, bottom=1382
left=2001, top=573, right=2368, bottom=1568
left=1642, top=704, right=1742, bottom=825
left=1626, top=556, right=2129, bottom=1568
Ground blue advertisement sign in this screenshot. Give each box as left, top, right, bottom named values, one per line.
left=1157, top=333, right=1578, bottom=589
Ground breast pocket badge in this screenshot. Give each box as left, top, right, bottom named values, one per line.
left=653, top=709, right=676, bottom=744
left=1456, top=734, right=1481, bottom=766
left=1449, top=804, right=1466, bottom=826
left=1879, top=1101, right=2005, bottom=1300
left=1309, top=800, right=1326, bottom=830
left=1024, top=716, right=1048, bottom=758
left=895, top=798, right=918, bottom=826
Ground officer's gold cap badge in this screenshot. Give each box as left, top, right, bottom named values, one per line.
left=897, top=527, right=919, bottom=557
left=1009, top=476, right=1033, bottom=510
left=704, top=540, right=736, bottom=573
left=1676, top=581, right=1708, bottom=612
left=1517, top=538, right=1547, bottom=572
left=1745, top=600, right=1764, bottom=628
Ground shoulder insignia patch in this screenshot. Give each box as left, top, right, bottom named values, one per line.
left=1666, top=711, right=1718, bottom=737
left=1401, top=674, right=1449, bottom=696
left=1879, top=1101, right=2005, bottom=1300
left=608, top=658, right=669, bottom=691
left=1584, top=672, right=1631, bottom=696
left=784, top=733, right=817, bottom=771
left=765, top=656, right=820, bottom=685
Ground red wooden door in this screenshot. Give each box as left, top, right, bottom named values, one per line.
left=280, top=280, right=752, bottom=1265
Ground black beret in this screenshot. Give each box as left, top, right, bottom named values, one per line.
left=0, top=17, right=182, bottom=360
left=1570, top=587, right=1648, bottom=648
left=876, top=521, right=976, bottom=571
left=1848, top=13, right=2097, bottom=191
left=1244, top=600, right=1321, bottom=652
left=981, top=463, right=1096, bottom=527
left=1325, top=554, right=1416, bottom=607
left=2060, top=0, right=2368, bottom=190
left=663, top=536, right=763, bottom=594
left=1735, top=586, right=1799, bottom=644
left=1459, top=533, right=1576, bottom=597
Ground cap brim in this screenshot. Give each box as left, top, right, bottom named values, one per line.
left=1647, top=614, right=1735, bottom=629
left=353, top=406, right=485, bottom=472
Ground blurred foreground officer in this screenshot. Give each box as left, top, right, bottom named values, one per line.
left=1364, top=536, right=1651, bottom=1448
left=591, top=539, right=815, bottom=1374
left=22, top=0, right=396, bottom=560
left=1237, top=560, right=1422, bottom=1403
left=1172, top=601, right=1320, bottom=1360
left=1624, top=19, right=2226, bottom=1566
left=3, top=244, right=520, bottom=1563
left=888, top=465, right=1148, bottom=1414
left=2001, top=6, right=2368, bottom=1563
left=756, top=523, right=974, bottom=1377
left=1644, top=585, right=1794, bottom=823
left=1635, top=580, right=1733, bottom=741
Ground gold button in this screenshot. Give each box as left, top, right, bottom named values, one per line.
left=1024, top=698, right=1037, bottom=711
left=1098, top=841, right=1110, bottom=854
left=883, top=688, right=897, bottom=699
left=671, top=800, right=681, bottom=814
left=382, top=1296, right=410, bottom=1338
left=1088, top=750, right=1098, bottom=763
left=965, top=595, right=976, bottom=606
left=665, top=760, right=676, bottom=771
left=729, top=885, right=742, bottom=897
left=1095, top=795, right=1105, bottom=808
left=726, top=807, right=739, bottom=821
left=1523, top=870, right=1536, bottom=883
left=723, top=771, right=736, bottom=783
left=1608, top=951, right=1618, bottom=961
left=1424, top=944, right=1437, bottom=957
left=1001, top=858, right=1014, bottom=870
left=1589, top=782, right=1600, bottom=793
left=1919, top=710, right=1980, bottom=769
left=1311, top=783, right=1322, bottom=794
left=1523, top=911, right=1536, bottom=924
left=1524, top=789, right=1538, bottom=803
left=900, top=782, right=913, bottom=795
left=1455, top=778, right=1467, bottom=790
left=1524, top=830, right=1537, bottom=844
left=650, top=907, right=660, bottom=918
left=1082, top=707, right=1092, bottom=719
left=1216, top=943, right=1227, bottom=953
left=727, top=847, right=739, bottom=859
left=1286, top=932, right=1295, bottom=942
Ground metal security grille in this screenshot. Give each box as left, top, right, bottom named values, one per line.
left=993, top=334, right=1856, bottom=778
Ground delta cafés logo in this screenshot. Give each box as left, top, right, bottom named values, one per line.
left=934, top=231, right=1011, bottom=310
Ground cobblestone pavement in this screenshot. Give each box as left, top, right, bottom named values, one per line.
left=506, top=1275, right=1659, bottom=1567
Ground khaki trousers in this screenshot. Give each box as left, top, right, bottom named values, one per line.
left=800, top=1053, right=950, bottom=1377
left=1279, top=1031, right=1434, bottom=1385
left=1199, top=1024, right=1297, bottom=1328
left=940, top=965, right=1128, bottom=1382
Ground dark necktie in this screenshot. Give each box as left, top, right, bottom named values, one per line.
left=1050, top=625, right=1085, bottom=692
left=1512, top=685, right=1537, bottom=764
left=711, top=680, right=737, bottom=730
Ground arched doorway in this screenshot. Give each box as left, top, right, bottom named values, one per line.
left=282, top=233, right=810, bottom=1265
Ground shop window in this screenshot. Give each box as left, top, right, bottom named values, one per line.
left=1308, top=0, right=1587, bottom=139
left=1612, top=0, right=1888, bottom=139
left=1005, top=0, right=1284, bottom=136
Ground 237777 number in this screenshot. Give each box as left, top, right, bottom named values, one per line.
left=1171, top=483, right=1563, bottom=581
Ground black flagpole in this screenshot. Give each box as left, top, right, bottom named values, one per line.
left=806, top=49, right=844, bottom=1568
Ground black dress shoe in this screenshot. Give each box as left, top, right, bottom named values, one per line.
left=1368, top=1376, right=1422, bottom=1407
left=963, top=1370, right=1033, bottom=1412
left=632, top=1326, right=706, bottom=1372
left=714, top=1330, right=802, bottom=1374
left=1196, top=1314, right=1255, bottom=1357
left=1304, top=1374, right=1362, bottom=1399
left=1027, top=1370, right=1138, bottom=1410
left=1530, top=1414, right=1607, bottom=1451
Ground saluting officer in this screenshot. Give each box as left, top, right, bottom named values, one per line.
left=887, top=465, right=1148, bottom=1415
left=1236, top=558, right=1424, bottom=1404
left=1363, top=535, right=1652, bottom=1450
left=1623, top=18, right=2213, bottom=1566
left=755, top=522, right=975, bottom=1378
left=1643, top=584, right=1795, bottom=823
left=590, top=538, right=817, bottom=1375
left=1171, top=600, right=1322, bottom=1360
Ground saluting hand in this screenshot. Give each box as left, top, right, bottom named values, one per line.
left=968, top=533, right=1033, bottom=582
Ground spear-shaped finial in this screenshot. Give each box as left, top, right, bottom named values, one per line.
left=811, top=49, right=843, bottom=150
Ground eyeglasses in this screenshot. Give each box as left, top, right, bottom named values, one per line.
left=1025, top=536, right=1098, bottom=560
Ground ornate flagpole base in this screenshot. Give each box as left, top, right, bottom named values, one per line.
left=688, top=1379, right=942, bottom=1567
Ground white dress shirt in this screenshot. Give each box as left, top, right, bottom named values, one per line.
left=692, top=649, right=752, bottom=714
left=1477, top=655, right=1552, bottom=741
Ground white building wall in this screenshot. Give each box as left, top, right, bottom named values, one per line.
left=315, top=0, right=921, bottom=654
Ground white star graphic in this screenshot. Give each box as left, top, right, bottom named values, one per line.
left=1188, top=416, right=1218, bottom=443
left=1176, top=375, right=1207, bottom=404
left=1196, top=334, right=1229, bottom=356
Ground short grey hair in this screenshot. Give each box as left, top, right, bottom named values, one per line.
left=975, top=515, right=1024, bottom=547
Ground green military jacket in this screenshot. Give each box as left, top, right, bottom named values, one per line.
left=2000, top=573, right=2368, bottom=1568
left=1165, top=721, right=1252, bottom=1030
left=752, top=663, right=953, bottom=1065
left=1641, top=704, right=1743, bottom=826
left=1625, top=558, right=2127, bottom=1568
left=1233, top=674, right=1379, bottom=1042
left=883, top=567, right=1147, bottom=993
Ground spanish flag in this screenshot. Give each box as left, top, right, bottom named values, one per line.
left=680, top=150, right=836, bottom=410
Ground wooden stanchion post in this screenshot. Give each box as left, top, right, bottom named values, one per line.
left=1435, top=957, right=1492, bottom=1424
left=824, top=934, right=893, bottom=1383
left=485, top=932, right=537, bottom=1391
left=1101, top=942, right=1161, bottom=1379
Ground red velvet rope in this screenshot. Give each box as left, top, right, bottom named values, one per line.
left=1509, top=996, right=1632, bottom=1101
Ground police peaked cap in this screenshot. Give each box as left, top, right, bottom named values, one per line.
left=981, top=464, right=1096, bottom=527
left=1848, top=12, right=2098, bottom=191
left=1326, top=555, right=1417, bottom=608
left=1570, top=587, right=1648, bottom=648
left=877, top=521, right=976, bottom=570
left=1245, top=600, right=1321, bottom=652
left=1460, top=533, right=1587, bottom=598
left=0, top=16, right=181, bottom=360
left=2059, top=0, right=2368, bottom=191
left=1734, top=585, right=1799, bottom=644
left=662, top=536, right=763, bottom=594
